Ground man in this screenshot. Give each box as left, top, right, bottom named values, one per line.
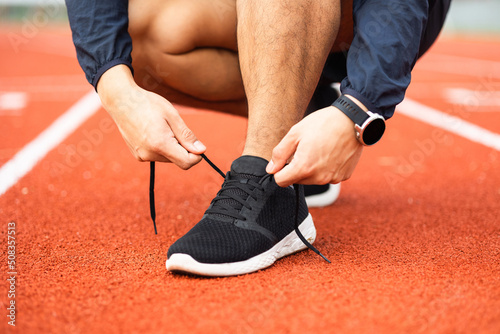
left=65, top=0, right=451, bottom=276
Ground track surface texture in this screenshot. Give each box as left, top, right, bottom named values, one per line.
left=1, top=26, right=499, bottom=334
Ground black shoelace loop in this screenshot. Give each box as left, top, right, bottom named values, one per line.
left=204, top=175, right=271, bottom=221
left=149, top=154, right=330, bottom=263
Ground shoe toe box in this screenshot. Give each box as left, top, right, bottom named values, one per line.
left=167, top=218, right=274, bottom=264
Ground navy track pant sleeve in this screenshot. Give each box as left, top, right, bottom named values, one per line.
left=340, top=0, right=430, bottom=119
left=65, top=0, right=133, bottom=90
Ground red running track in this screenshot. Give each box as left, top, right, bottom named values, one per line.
left=1, top=26, right=499, bottom=333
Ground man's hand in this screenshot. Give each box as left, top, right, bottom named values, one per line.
left=266, top=106, right=363, bottom=187
left=97, top=65, right=206, bottom=169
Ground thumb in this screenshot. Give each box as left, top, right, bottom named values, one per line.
left=266, top=128, right=299, bottom=174
left=167, top=111, right=206, bottom=154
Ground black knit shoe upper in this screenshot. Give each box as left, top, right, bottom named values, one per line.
left=167, top=155, right=309, bottom=264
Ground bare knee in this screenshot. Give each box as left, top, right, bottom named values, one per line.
left=129, top=0, right=236, bottom=55
left=148, top=2, right=202, bottom=54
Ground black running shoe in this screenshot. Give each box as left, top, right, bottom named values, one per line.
left=166, top=155, right=318, bottom=276
left=304, top=183, right=341, bottom=208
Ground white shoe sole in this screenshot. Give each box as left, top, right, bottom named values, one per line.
left=305, top=183, right=341, bottom=208
left=166, top=213, right=316, bottom=277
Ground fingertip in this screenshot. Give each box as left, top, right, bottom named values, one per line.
left=192, top=140, right=206, bottom=154
left=273, top=173, right=291, bottom=188
left=266, top=160, right=275, bottom=174
left=273, top=166, right=293, bottom=188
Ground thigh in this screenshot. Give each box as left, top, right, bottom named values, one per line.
left=129, top=0, right=352, bottom=54
left=128, top=0, right=237, bottom=54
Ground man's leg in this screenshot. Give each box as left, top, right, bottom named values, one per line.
left=128, top=0, right=351, bottom=119
left=128, top=0, right=247, bottom=115
left=237, top=0, right=341, bottom=161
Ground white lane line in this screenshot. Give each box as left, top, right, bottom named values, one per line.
left=0, top=91, right=102, bottom=196
left=0, top=92, right=28, bottom=114
left=398, top=98, right=500, bottom=151
left=445, top=88, right=500, bottom=107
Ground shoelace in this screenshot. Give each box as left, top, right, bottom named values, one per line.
left=204, top=173, right=273, bottom=220
left=149, top=155, right=330, bottom=263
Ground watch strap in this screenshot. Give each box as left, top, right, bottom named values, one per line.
left=332, top=95, right=369, bottom=126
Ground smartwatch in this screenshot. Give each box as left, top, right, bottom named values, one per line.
left=332, top=95, right=386, bottom=146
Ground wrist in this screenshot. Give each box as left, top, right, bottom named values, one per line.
left=344, top=94, right=368, bottom=112
left=332, top=94, right=386, bottom=146
left=97, top=64, right=138, bottom=109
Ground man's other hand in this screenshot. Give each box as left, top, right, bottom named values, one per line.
left=266, top=106, right=363, bottom=187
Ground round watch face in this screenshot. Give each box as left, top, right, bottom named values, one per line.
left=362, top=118, right=386, bottom=145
